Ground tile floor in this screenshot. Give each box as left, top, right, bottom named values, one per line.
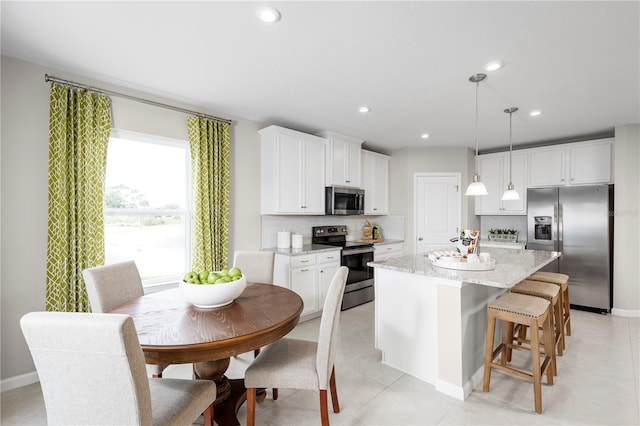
left=2, top=302, right=639, bottom=425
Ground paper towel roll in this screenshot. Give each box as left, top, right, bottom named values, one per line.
left=291, top=234, right=303, bottom=249
left=277, top=231, right=291, bottom=249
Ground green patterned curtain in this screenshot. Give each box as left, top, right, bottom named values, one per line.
left=187, top=116, right=231, bottom=271
left=46, top=84, right=111, bottom=312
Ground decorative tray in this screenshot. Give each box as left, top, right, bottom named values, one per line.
left=427, top=251, right=496, bottom=271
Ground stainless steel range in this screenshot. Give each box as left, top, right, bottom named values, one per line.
left=312, top=225, right=374, bottom=310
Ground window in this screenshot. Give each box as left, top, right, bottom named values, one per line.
left=105, top=130, right=191, bottom=286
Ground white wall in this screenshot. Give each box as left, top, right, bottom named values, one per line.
left=0, top=56, right=265, bottom=384
left=612, top=124, right=640, bottom=315
left=388, top=147, right=479, bottom=255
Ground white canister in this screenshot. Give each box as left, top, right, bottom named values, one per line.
left=291, top=234, right=304, bottom=249
left=277, top=231, right=291, bottom=249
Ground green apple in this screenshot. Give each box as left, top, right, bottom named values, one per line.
left=228, top=267, right=242, bottom=278
left=183, top=271, right=198, bottom=282
left=207, top=273, right=221, bottom=284
left=198, top=271, right=209, bottom=282
left=231, top=275, right=242, bottom=281
left=188, top=277, right=201, bottom=284
left=219, top=268, right=229, bottom=277
left=215, top=276, right=231, bottom=284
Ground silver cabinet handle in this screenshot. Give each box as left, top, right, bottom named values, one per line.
left=418, top=237, right=423, bottom=241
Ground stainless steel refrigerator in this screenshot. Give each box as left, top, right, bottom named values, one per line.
left=527, top=185, right=613, bottom=313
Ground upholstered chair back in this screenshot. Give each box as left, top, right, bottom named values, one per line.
left=316, top=266, right=349, bottom=390
left=21, top=312, right=153, bottom=425
left=83, top=261, right=144, bottom=312
left=232, top=251, right=275, bottom=285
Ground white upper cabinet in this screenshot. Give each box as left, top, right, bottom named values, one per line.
left=568, top=140, right=613, bottom=185
left=316, top=131, right=363, bottom=188
left=528, top=147, right=566, bottom=187
left=528, top=138, right=613, bottom=187
left=260, top=125, right=326, bottom=215
left=361, top=150, right=390, bottom=215
left=475, top=152, right=527, bottom=215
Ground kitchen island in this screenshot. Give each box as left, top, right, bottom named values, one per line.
left=368, top=247, right=560, bottom=401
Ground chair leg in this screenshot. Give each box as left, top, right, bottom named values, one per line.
left=530, top=317, right=543, bottom=414
left=247, top=387, right=256, bottom=426
left=254, top=348, right=260, bottom=357
left=203, top=403, right=214, bottom=426
left=564, top=287, right=572, bottom=336
left=273, top=388, right=279, bottom=400
left=329, top=366, right=340, bottom=413
left=319, top=389, right=330, bottom=426
left=483, top=314, right=496, bottom=392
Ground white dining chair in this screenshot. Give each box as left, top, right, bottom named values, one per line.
left=20, top=311, right=215, bottom=426
left=82, top=260, right=168, bottom=378
left=232, top=251, right=275, bottom=285
left=244, top=266, right=349, bottom=426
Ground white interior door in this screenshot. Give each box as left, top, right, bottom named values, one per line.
left=414, top=174, right=461, bottom=254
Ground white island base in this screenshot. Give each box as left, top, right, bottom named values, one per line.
left=372, top=247, right=560, bottom=401
left=375, top=268, right=505, bottom=400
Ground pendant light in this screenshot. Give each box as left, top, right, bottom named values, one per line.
left=501, top=107, right=520, bottom=201
left=465, top=73, right=488, bottom=196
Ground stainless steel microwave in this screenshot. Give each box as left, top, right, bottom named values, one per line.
left=325, top=186, right=364, bottom=215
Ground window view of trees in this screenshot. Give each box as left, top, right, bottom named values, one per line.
left=104, top=132, right=190, bottom=285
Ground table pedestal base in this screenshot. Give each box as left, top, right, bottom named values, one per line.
left=194, top=358, right=267, bottom=426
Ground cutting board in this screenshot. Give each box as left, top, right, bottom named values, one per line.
left=356, top=238, right=385, bottom=243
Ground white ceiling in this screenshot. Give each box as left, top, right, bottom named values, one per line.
left=2, top=1, right=638, bottom=153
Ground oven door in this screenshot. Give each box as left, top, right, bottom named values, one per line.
left=341, top=246, right=374, bottom=285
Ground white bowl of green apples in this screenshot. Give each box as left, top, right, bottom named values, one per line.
left=179, top=267, right=246, bottom=308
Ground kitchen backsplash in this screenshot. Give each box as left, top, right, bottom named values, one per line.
left=261, top=215, right=405, bottom=248
left=479, top=215, right=527, bottom=243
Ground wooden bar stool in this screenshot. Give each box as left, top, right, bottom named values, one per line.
left=528, top=272, right=571, bottom=339
left=483, top=292, right=555, bottom=414
left=511, top=280, right=564, bottom=363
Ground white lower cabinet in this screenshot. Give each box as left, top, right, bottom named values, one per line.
left=374, top=242, right=404, bottom=261
left=274, top=249, right=341, bottom=320
left=318, top=251, right=340, bottom=308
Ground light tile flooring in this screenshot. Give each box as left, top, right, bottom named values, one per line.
left=2, top=302, right=639, bottom=425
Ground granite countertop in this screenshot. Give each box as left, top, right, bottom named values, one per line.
left=368, top=247, right=560, bottom=288
left=263, top=244, right=341, bottom=256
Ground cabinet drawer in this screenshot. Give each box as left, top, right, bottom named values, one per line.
left=291, top=254, right=317, bottom=269
left=318, top=251, right=340, bottom=264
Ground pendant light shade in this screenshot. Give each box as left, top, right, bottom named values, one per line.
left=465, top=73, right=488, bottom=196
left=501, top=107, right=520, bottom=201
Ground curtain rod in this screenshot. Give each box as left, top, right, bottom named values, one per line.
left=44, top=74, right=233, bottom=125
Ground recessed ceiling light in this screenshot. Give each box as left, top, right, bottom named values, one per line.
left=359, top=106, right=371, bottom=113
left=421, top=133, right=430, bottom=139
left=485, top=61, right=505, bottom=72
left=529, top=110, right=542, bottom=117
left=257, top=6, right=281, bottom=23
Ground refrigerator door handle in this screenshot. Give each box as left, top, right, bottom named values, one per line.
left=557, top=203, right=563, bottom=253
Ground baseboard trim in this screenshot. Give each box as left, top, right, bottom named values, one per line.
left=1, top=371, right=39, bottom=393
left=611, top=308, right=640, bottom=318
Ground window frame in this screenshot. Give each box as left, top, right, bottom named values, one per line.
left=106, top=129, right=192, bottom=289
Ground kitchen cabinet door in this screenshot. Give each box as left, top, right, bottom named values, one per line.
left=374, top=243, right=403, bottom=261
left=260, top=125, right=326, bottom=214
left=568, top=141, right=612, bottom=185
left=291, top=265, right=318, bottom=317
left=476, top=153, right=527, bottom=215
left=528, top=147, right=566, bottom=187
left=362, top=150, right=390, bottom=215
left=318, top=131, right=363, bottom=188
left=318, top=257, right=340, bottom=309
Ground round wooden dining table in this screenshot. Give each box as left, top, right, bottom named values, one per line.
left=110, top=283, right=303, bottom=426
